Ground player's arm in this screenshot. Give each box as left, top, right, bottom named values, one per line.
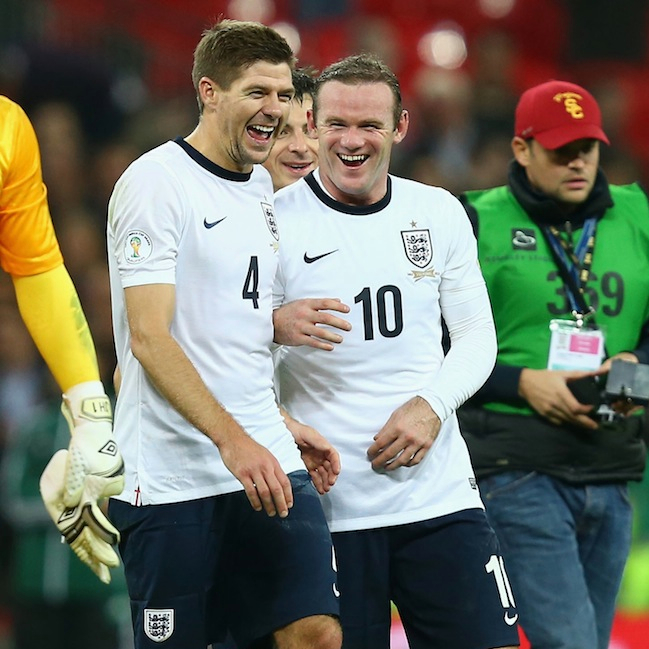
left=14, top=268, right=126, bottom=583
left=13, top=264, right=100, bottom=391
left=419, top=203, right=498, bottom=421
left=368, top=280, right=496, bottom=471
left=124, top=282, right=293, bottom=517
left=370, top=204, right=498, bottom=471
left=3, top=101, right=124, bottom=583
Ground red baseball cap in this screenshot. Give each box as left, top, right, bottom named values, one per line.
left=514, top=80, right=610, bottom=149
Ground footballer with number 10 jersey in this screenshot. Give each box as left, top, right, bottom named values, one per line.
left=274, top=169, right=495, bottom=533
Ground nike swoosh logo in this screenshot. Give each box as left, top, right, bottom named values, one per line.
left=504, top=611, right=519, bottom=626
left=204, top=217, right=227, bottom=229
left=304, top=249, right=338, bottom=264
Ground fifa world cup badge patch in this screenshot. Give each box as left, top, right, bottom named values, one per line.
left=144, top=609, right=174, bottom=642
left=124, top=230, right=153, bottom=265
left=261, top=202, right=279, bottom=241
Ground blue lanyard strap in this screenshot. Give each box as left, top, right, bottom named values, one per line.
left=543, top=217, right=597, bottom=316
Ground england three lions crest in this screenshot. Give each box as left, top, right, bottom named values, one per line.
left=144, top=609, right=174, bottom=642
left=401, top=229, right=432, bottom=268
left=261, top=202, right=279, bottom=241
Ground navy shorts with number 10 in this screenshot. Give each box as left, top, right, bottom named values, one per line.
left=333, top=508, right=520, bottom=649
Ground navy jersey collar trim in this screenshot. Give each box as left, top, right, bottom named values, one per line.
left=304, top=172, right=391, bottom=214
left=174, top=137, right=252, bottom=182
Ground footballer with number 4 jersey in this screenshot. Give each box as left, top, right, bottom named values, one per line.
left=272, top=54, right=520, bottom=649
left=106, top=20, right=341, bottom=649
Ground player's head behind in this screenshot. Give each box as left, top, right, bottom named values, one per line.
left=310, top=53, right=409, bottom=206
left=511, top=79, right=609, bottom=210
left=264, top=66, right=319, bottom=192
left=292, top=66, right=317, bottom=105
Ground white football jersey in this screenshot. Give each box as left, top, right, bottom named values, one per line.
left=108, top=139, right=303, bottom=505
left=274, top=171, right=496, bottom=532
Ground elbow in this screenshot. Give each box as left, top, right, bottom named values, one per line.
left=129, top=335, right=146, bottom=364
left=129, top=329, right=159, bottom=366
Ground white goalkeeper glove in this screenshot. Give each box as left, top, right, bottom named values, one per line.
left=39, top=380, right=125, bottom=583
left=40, top=449, right=121, bottom=583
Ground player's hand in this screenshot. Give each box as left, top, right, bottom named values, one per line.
left=273, top=298, right=351, bottom=350
left=367, top=396, right=441, bottom=471
left=218, top=434, right=294, bottom=518
left=40, top=381, right=124, bottom=583
left=40, top=450, right=121, bottom=584
left=59, top=381, right=125, bottom=509
left=284, top=414, right=340, bottom=494
left=518, top=368, right=599, bottom=429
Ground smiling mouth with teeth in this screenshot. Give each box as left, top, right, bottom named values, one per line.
left=339, top=154, right=368, bottom=167
left=248, top=125, right=275, bottom=140
left=287, top=162, right=313, bottom=170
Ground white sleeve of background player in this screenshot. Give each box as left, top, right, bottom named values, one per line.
left=272, top=189, right=292, bottom=310
left=418, top=195, right=496, bottom=422
left=272, top=247, right=286, bottom=310
left=108, top=156, right=186, bottom=288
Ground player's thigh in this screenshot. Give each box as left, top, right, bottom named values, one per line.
left=331, top=528, right=392, bottom=649
left=109, top=497, right=223, bottom=649
left=391, top=509, right=520, bottom=649
left=221, top=471, right=339, bottom=649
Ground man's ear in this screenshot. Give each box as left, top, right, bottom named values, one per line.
left=199, top=77, right=219, bottom=108
left=306, top=108, right=316, bottom=133
left=393, top=109, right=409, bottom=144
left=511, top=136, right=531, bottom=167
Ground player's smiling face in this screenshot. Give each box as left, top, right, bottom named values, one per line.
left=211, top=61, right=294, bottom=172
left=263, top=95, right=318, bottom=191
left=313, top=81, right=408, bottom=206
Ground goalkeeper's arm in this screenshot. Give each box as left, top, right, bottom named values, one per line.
left=13, top=263, right=101, bottom=392
left=14, top=264, right=125, bottom=583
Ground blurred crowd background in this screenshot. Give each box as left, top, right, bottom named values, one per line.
left=1, top=1, right=649, bottom=647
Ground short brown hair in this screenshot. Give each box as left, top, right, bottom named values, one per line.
left=313, top=53, right=402, bottom=128
left=292, top=66, right=318, bottom=104
left=192, top=19, right=296, bottom=113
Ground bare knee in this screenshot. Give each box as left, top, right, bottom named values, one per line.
left=273, top=614, right=341, bottom=649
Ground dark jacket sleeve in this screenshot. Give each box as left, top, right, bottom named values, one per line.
left=469, top=364, right=524, bottom=404
left=630, top=317, right=649, bottom=364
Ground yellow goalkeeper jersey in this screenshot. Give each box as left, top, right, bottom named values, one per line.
left=0, top=95, right=63, bottom=277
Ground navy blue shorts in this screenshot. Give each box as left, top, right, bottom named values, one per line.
left=332, top=508, right=520, bottom=649
left=108, top=470, right=339, bottom=649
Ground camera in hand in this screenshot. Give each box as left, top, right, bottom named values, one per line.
left=569, top=359, right=649, bottom=410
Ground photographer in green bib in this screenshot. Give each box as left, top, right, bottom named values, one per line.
left=458, top=80, right=649, bottom=649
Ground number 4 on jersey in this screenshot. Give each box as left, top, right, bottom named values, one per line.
left=242, top=256, right=260, bottom=308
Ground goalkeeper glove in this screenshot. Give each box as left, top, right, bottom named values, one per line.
left=59, top=381, right=124, bottom=508
left=40, top=380, right=125, bottom=583
left=40, top=449, right=121, bottom=584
